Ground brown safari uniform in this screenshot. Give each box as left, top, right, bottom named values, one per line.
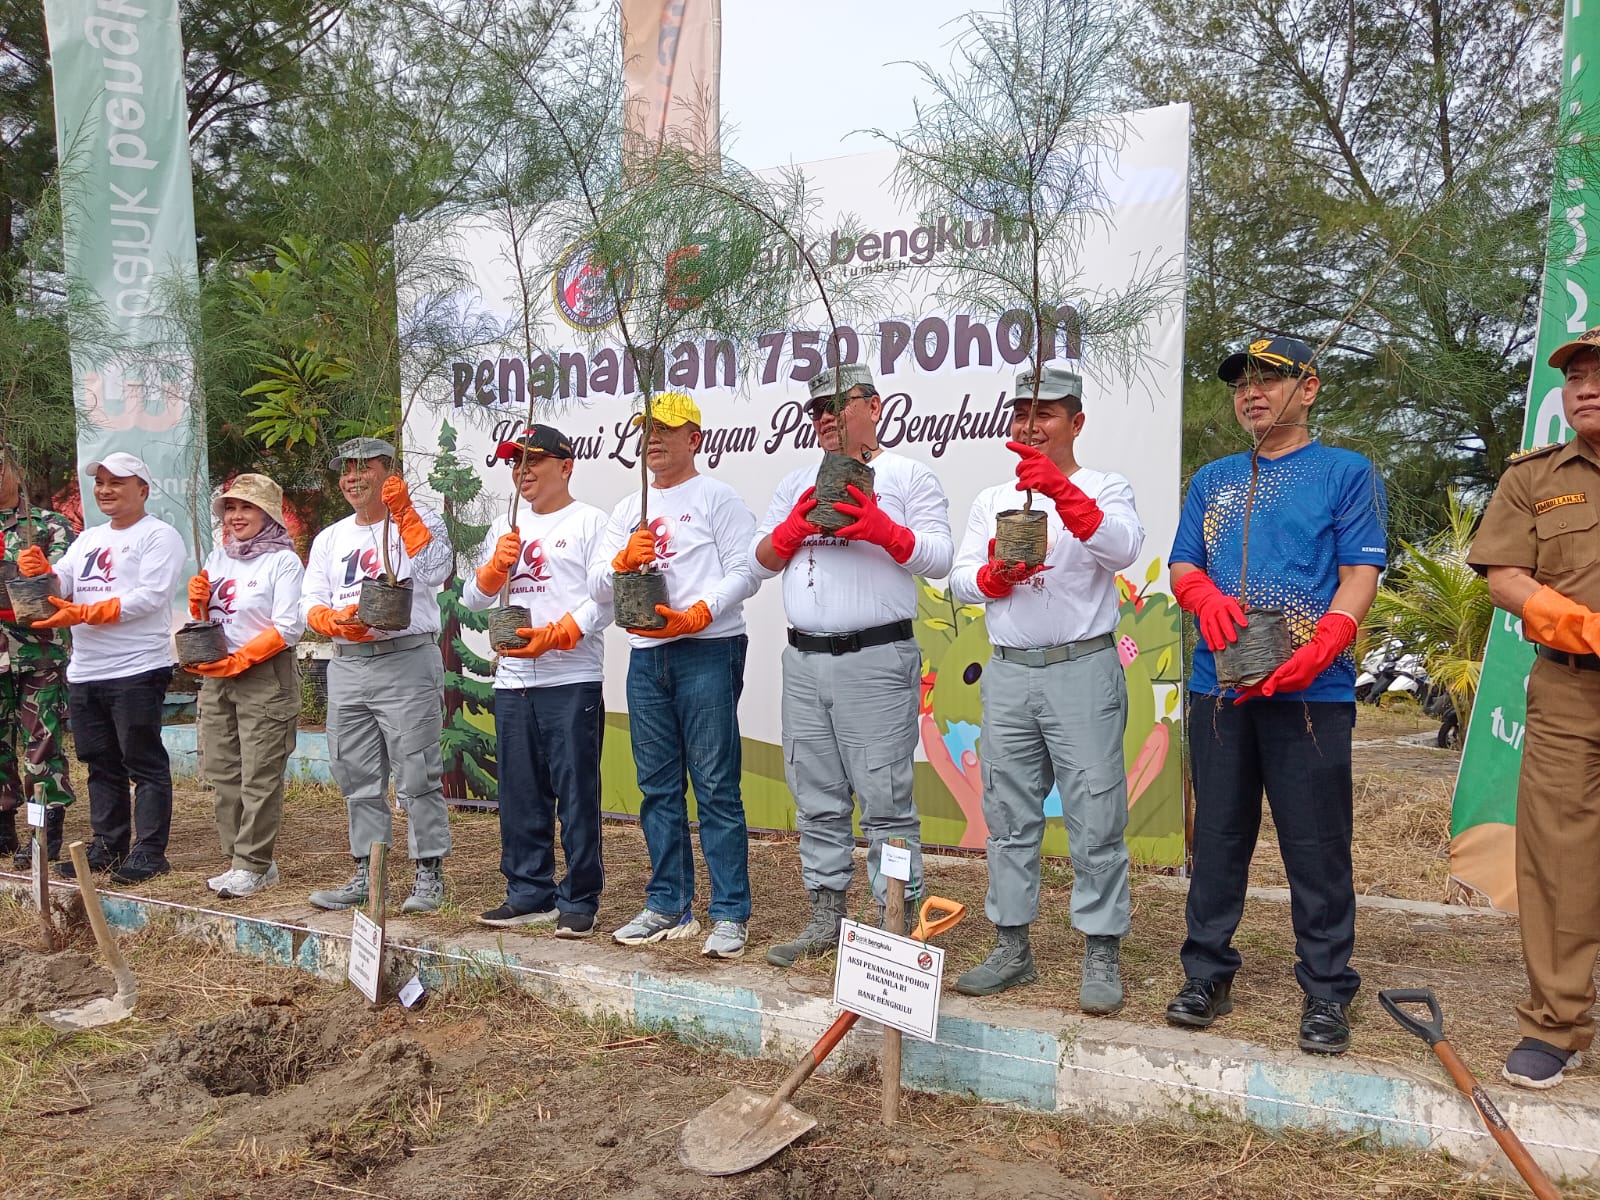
left=1468, top=435, right=1600, bottom=1053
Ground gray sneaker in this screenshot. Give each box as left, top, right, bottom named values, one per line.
left=1080, top=934, right=1124, bottom=1014
left=613, top=908, right=700, bottom=945
left=954, top=925, right=1037, bottom=996
left=766, top=888, right=848, bottom=967
left=308, top=860, right=370, bottom=911
left=401, top=859, right=445, bottom=914
left=702, top=920, right=748, bottom=960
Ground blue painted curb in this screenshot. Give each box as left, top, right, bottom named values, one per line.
left=5, top=877, right=1596, bottom=1185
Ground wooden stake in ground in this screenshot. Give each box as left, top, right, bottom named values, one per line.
left=367, top=840, right=388, bottom=1007
left=30, top=782, right=53, bottom=952
left=881, top=836, right=907, bottom=1127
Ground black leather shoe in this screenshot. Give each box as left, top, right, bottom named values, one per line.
left=1165, top=977, right=1233, bottom=1028
left=1299, top=996, right=1351, bottom=1055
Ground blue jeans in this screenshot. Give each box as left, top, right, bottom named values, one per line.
left=493, top=681, right=604, bottom=914
left=626, top=635, right=750, bottom=922
left=1183, top=695, right=1359, bottom=1003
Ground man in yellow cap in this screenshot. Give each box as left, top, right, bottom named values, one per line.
left=1468, top=324, right=1600, bottom=1089
left=589, top=392, right=760, bottom=959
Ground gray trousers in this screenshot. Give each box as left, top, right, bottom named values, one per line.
left=981, top=648, right=1129, bottom=933
left=781, top=639, right=922, bottom=903
left=199, top=651, right=298, bottom=872
left=326, top=643, right=451, bottom=861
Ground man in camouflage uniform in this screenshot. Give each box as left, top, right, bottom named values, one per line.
left=0, top=454, right=77, bottom=868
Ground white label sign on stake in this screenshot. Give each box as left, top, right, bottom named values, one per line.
left=880, top=842, right=912, bottom=882
left=832, top=919, right=945, bottom=1042
left=348, top=909, right=384, bottom=1003
left=25, top=802, right=45, bottom=828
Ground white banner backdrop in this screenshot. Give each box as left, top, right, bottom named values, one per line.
left=404, top=103, right=1191, bottom=864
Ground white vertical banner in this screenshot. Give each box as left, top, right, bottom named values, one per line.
left=622, top=0, right=722, bottom=168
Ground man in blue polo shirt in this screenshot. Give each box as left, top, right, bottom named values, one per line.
left=1165, top=336, right=1386, bottom=1055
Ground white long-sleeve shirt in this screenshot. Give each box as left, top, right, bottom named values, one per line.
left=462, top=502, right=611, bottom=687
left=52, top=514, right=186, bottom=683
left=589, top=475, right=759, bottom=649
left=301, top=507, right=452, bottom=639
left=750, top=450, right=953, bottom=634
left=198, top=547, right=307, bottom=652
left=949, top=469, right=1145, bottom=648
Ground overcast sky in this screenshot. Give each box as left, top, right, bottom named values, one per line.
left=718, top=0, right=980, bottom=170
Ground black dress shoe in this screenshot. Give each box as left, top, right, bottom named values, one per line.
left=1299, top=996, right=1351, bottom=1055
left=1165, top=977, right=1233, bottom=1028
left=109, top=853, right=170, bottom=885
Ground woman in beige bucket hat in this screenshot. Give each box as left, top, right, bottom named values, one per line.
left=185, top=473, right=306, bottom=898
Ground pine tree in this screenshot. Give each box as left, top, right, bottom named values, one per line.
left=428, top=419, right=499, bottom=804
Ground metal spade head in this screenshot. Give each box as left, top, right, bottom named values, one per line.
left=676, top=1085, right=818, bottom=1177
left=39, top=987, right=136, bottom=1032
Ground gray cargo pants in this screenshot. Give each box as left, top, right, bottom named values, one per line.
left=326, top=638, right=452, bottom=861
left=781, top=639, right=922, bottom=904
left=980, top=646, right=1129, bottom=933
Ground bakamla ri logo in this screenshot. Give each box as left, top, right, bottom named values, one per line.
left=552, top=238, right=634, bottom=331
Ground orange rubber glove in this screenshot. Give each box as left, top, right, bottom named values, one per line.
left=32, top=595, right=120, bottom=629
left=381, top=477, right=432, bottom=556
left=476, top=529, right=522, bottom=596
left=188, top=571, right=212, bottom=621
left=612, top=526, right=657, bottom=572
left=307, top=603, right=376, bottom=643
left=1232, top=612, right=1358, bottom=703
left=188, top=628, right=289, bottom=678
left=17, top=545, right=51, bottom=577
left=501, top=612, right=582, bottom=659
left=630, top=600, right=713, bottom=639
left=1522, top=585, right=1600, bottom=657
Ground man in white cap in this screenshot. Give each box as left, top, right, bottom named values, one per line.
left=463, top=425, right=611, bottom=937
left=590, top=392, right=760, bottom=960
left=752, top=365, right=953, bottom=966
left=949, top=365, right=1145, bottom=1010
left=17, top=452, right=185, bottom=882
left=303, top=437, right=455, bottom=915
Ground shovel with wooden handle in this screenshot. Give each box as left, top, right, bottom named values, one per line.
left=41, top=841, right=137, bottom=1031
left=677, top=896, right=966, bottom=1177
left=1379, top=989, right=1562, bottom=1200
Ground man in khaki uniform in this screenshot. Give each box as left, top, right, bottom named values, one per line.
left=1468, top=323, right=1600, bottom=1090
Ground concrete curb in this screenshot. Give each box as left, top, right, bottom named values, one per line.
left=5, top=874, right=1594, bottom=1184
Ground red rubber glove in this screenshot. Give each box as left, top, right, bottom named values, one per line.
left=381, top=477, right=433, bottom=556
left=189, top=628, right=289, bottom=678
left=0, top=610, right=14, bottom=623
left=630, top=600, right=713, bottom=639
left=1233, top=612, right=1359, bottom=703
left=976, top=538, right=1048, bottom=598
left=476, top=529, right=522, bottom=596
left=502, top=612, right=582, bottom=659
left=1008, top=440, right=1104, bottom=541
left=188, top=571, right=211, bottom=621
left=770, top=487, right=821, bottom=560
left=1172, top=571, right=1248, bottom=652
left=306, top=603, right=376, bottom=643
left=612, top=526, right=657, bottom=572
left=32, top=595, right=120, bottom=629
left=833, top=484, right=915, bottom=564
left=17, top=545, right=51, bottom=577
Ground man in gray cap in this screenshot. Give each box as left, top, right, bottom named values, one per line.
left=302, top=437, right=455, bottom=914
left=948, top=365, right=1145, bottom=1009
left=751, top=365, right=953, bottom=965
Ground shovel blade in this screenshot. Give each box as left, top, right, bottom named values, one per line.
left=39, top=994, right=135, bottom=1032
left=677, top=1085, right=818, bottom=1177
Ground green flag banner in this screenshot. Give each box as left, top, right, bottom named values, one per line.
left=42, top=0, right=208, bottom=567
left=1449, top=0, right=1595, bottom=911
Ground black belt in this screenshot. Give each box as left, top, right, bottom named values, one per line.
left=787, top=618, right=914, bottom=655
left=1536, top=644, right=1600, bottom=672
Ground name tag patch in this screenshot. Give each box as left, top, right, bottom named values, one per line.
left=1535, top=492, right=1587, bottom=515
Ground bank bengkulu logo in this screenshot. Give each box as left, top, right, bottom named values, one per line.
left=552, top=238, right=634, bottom=331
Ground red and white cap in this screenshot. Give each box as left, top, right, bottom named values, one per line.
left=85, top=451, right=153, bottom=486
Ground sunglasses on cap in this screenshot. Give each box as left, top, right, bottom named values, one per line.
left=806, top=389, right=872, bottom=420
